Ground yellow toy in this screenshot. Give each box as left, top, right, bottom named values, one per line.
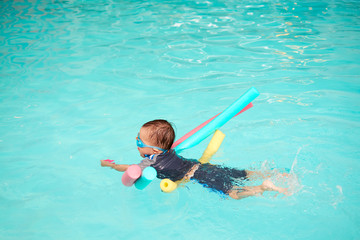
left=160, top=179, right=178, bottom=193
left=198, top=130, right=225, bottom=164
left=160, top=130, right=225, bottom=193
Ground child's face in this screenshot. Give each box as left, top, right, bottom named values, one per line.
left=136, top=127, right=163, bottom=157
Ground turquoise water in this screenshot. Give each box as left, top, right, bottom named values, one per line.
left=1, top=0, right=359, bottom=239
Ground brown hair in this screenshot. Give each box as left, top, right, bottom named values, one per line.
left=142, top=119, right=175, bottom=150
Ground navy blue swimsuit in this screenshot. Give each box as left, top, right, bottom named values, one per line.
left=191, top=164, right=247, bottom=194
left=138, top=149, right=197, bottom=181
left=138, top=149, right=248, bottom=194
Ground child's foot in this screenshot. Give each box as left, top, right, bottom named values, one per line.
left=262, top=179, right=290, bottom=195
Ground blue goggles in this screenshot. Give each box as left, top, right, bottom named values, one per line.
left=136, top=133, right=167, bottom=152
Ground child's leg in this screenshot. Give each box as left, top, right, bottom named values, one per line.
left=246, top=170, right=289, bottom=181
left=228, top=179, right=288, bottom=200
left=245, top=170, right=272, bottom=180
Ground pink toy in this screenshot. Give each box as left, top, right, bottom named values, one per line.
left=171, top=102, right=253, bottom=149
left=102, top=159, right=115, bottom=163
left=121, top=165, right=142, bottom=187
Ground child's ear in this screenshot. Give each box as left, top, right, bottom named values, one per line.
left=152, top=148, right=162, bottom=154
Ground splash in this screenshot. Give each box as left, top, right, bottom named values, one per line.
left=284, top=146, right=303, bottom=195
left=248, top=146, right=304, bottom=196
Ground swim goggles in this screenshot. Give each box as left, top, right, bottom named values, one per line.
left=136, top=133, right=167, bottom=152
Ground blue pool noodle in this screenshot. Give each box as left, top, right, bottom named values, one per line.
left=135, top=167, right=157, bottom=190
left=174, top=87, right=260, bottom=153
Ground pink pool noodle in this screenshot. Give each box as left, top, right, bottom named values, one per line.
left=121, top=165, right=142, bottom=187
left=171, top=102, right=253, bottom=149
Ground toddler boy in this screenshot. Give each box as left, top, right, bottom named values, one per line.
left=101, top=119, right=288, bottom=199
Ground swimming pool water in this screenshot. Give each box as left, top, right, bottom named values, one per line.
left=1, top=0, right=359, bottom=239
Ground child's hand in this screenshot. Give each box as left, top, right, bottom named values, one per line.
left=100, top=159, right=115, bottom=167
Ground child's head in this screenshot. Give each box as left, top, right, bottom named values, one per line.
left=137, top=119, right=175, bottom=157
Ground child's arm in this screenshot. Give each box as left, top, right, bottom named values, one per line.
left=100, top=160, right=129, bottom=172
